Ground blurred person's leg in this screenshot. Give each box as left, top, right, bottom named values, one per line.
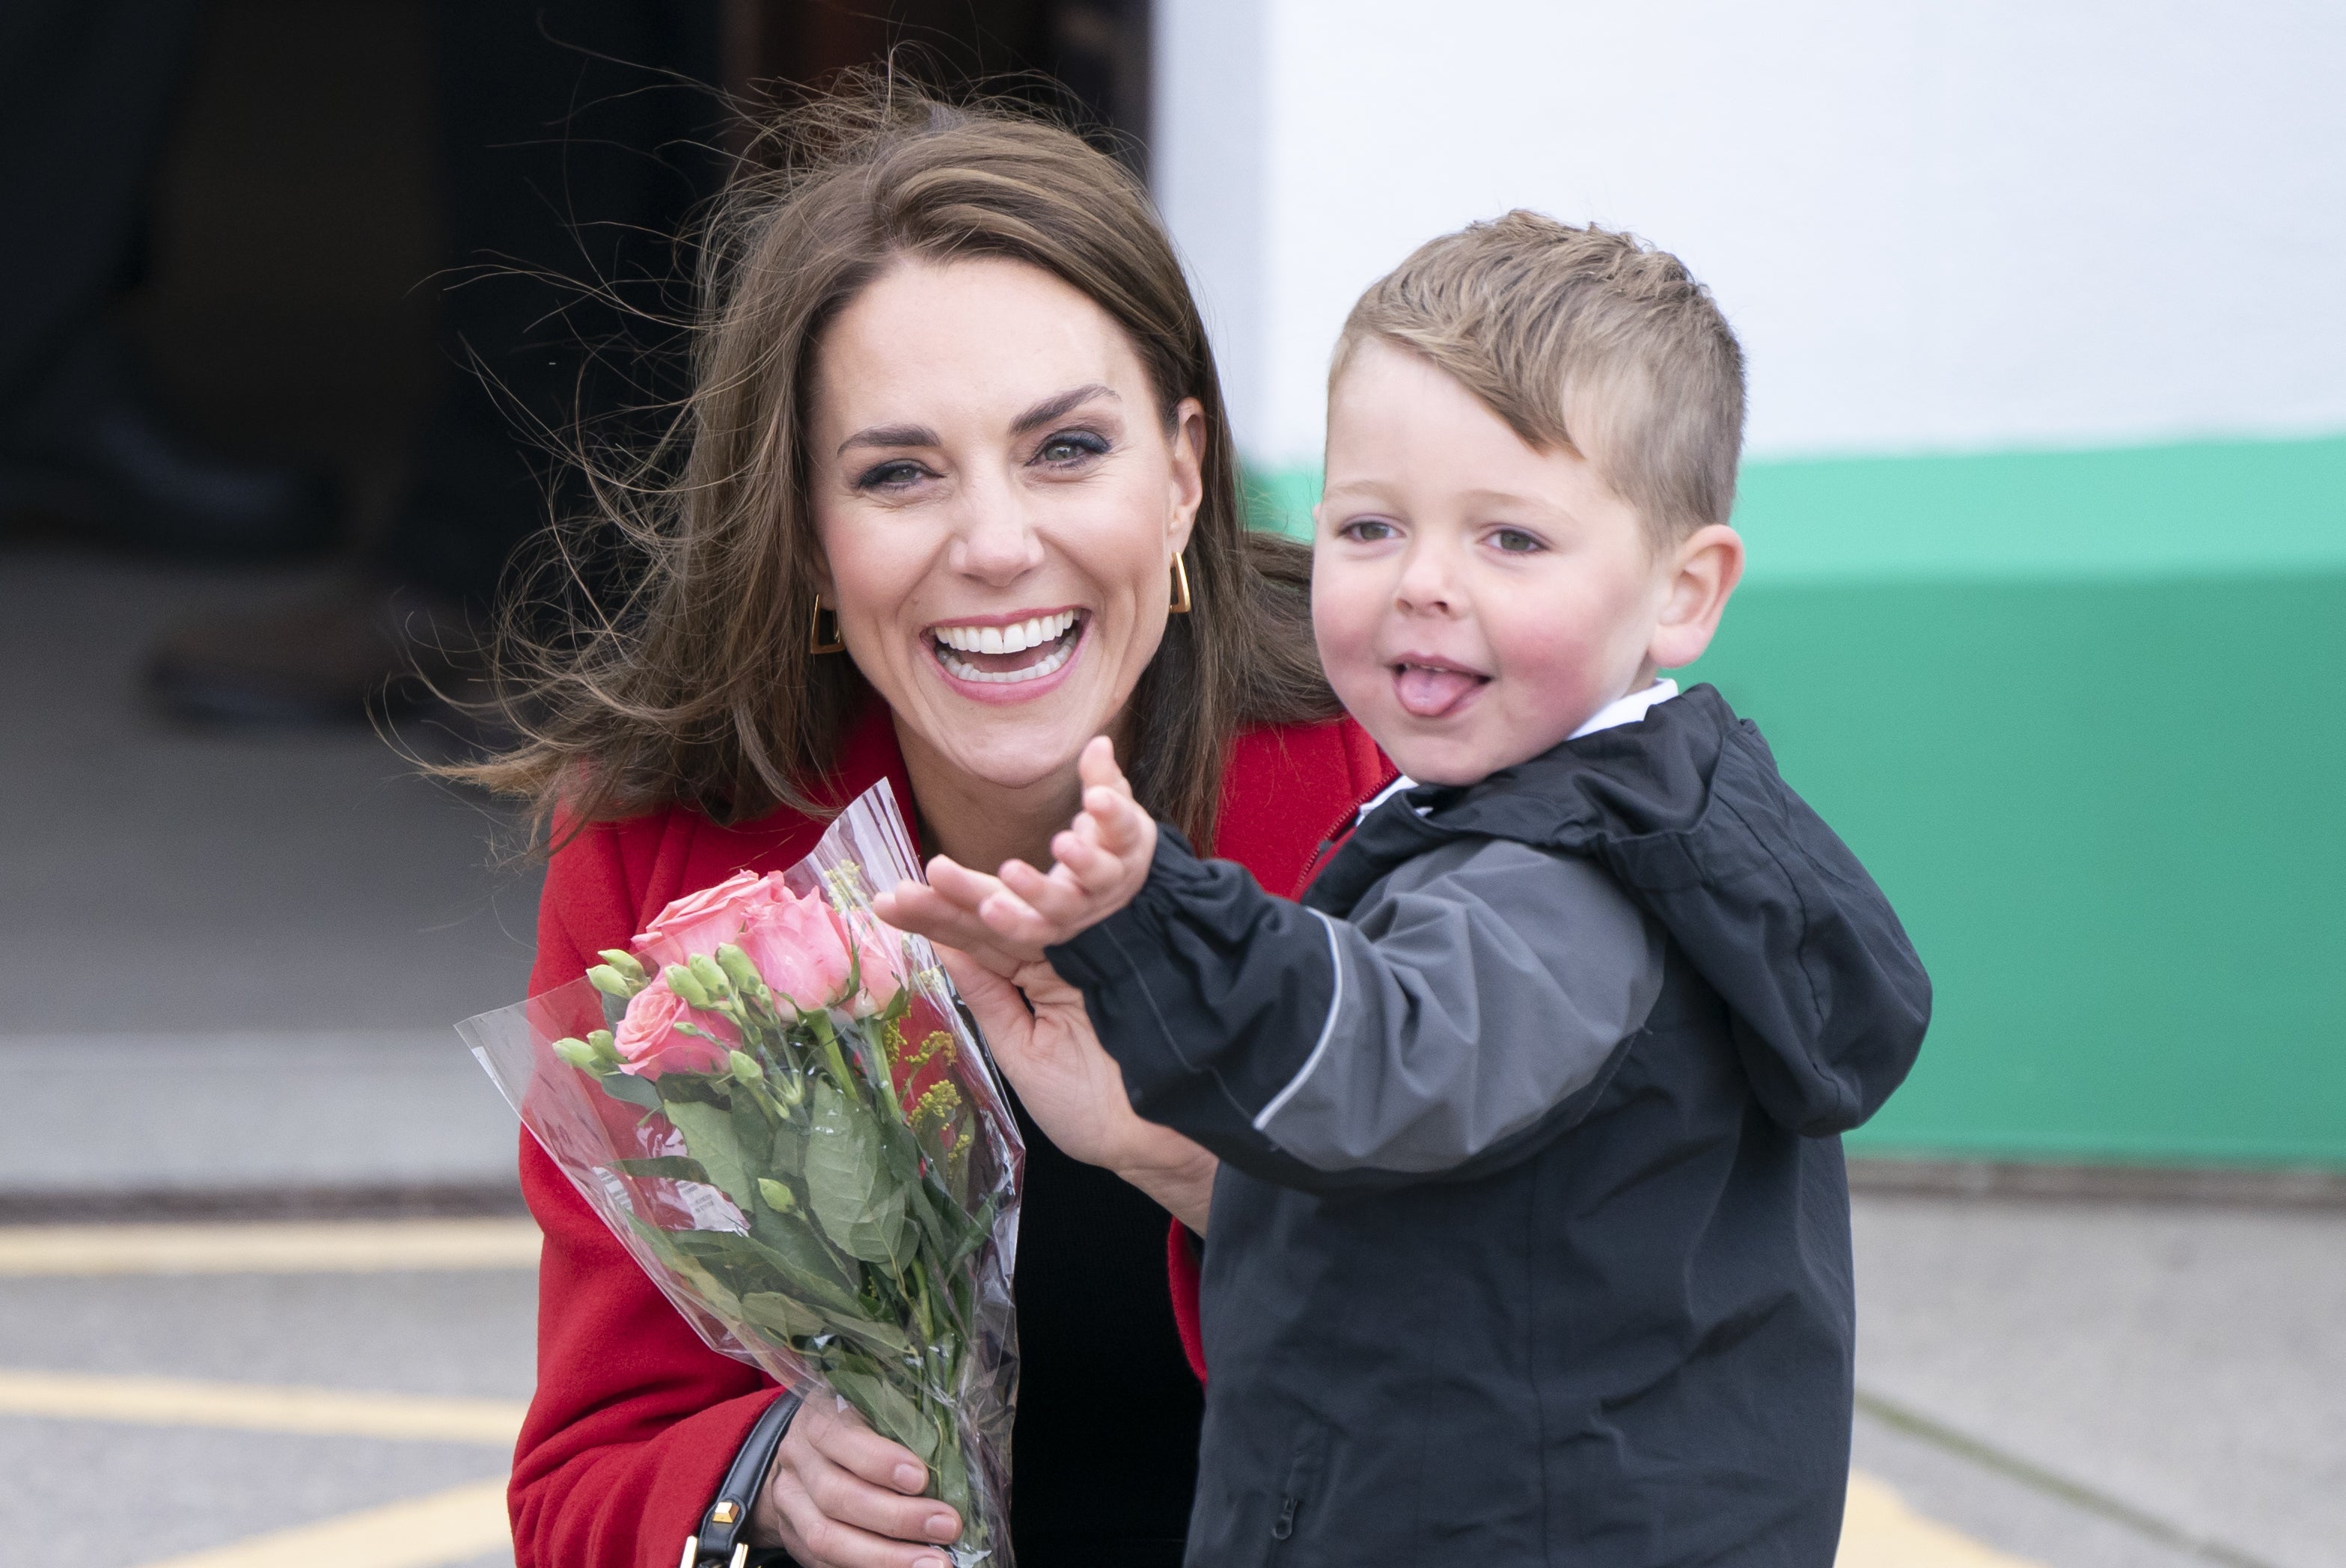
left=147, top=0, right=721, bottom=726
left=0, top=0, right=335, bottom=557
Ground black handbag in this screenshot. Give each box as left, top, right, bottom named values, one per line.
left=678, top=1390, right=804, bottom=1568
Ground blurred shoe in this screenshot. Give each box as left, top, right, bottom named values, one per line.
left=144, top=576, right=479, bottom=727
left=0, top=329, right=337, bottom=560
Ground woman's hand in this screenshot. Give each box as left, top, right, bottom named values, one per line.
left=932, top=943, right=1217, bottom=1233
left=750, top=1395, right=963, bottom=1568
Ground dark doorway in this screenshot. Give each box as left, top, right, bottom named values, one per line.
left=130, top=0, right=1153, bottom=514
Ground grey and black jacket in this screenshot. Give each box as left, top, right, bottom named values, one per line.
left=1046, top=685, right=1931, bottom=1567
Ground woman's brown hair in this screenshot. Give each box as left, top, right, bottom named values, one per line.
left=465, top=77, right=1336, bottom=848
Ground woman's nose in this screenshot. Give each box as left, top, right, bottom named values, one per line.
left=947, top=477, right=1046, bottom=584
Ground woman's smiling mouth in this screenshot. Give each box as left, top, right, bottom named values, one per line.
left=929, top=608, right=1086, bottom=686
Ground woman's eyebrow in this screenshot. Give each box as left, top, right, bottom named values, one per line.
left=1010, top=383, right=1118, bottom=437
left=837, top=422, right=939, bottom=457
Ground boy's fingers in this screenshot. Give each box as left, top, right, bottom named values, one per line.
left=1048, top=829, right=1122, bottom=894
left=925, top=856, right=1004, bottom=910
left=873, top=883, right=988, bottom=950
left=1076, top=734, right=1117, bottom=790
left=1084, top=785, right=1153, bottom=855
left=975, top=884, right=1054, bottom=946
left=986, top=866, right=1099, bottom=943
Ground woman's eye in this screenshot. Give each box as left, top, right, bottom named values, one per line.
left=1340, top=518, right=1399, bottom=543
left=1491, top=527, right=1545, bottom=554
left=856, top=460, right=929, bottom=491
left=1035, top=429, right=1110, bottom=466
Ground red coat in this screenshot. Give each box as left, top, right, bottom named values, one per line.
left=509, top=702, right=1392, bottom=1567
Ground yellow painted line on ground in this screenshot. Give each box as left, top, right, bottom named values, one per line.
left=0, top=1369, right=525, bottom=1445
left=0, top=1217, right=540, bottom=1275
left=1839, top=1470, right=2044, bottom=1567
left=129, top=1477, right=510, bottom=1568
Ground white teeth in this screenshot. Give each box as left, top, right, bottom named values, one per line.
left=936, top=634, right=1078, bottom=685
left=932, top=610, right=1078, bottom=655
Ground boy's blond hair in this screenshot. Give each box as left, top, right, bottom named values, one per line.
left=1333, top=211, right=1745, bottom=544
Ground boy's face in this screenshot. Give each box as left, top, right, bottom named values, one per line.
left=1313, top=340, right=1740, bottom=786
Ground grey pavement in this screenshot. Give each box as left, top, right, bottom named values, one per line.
left=0, top=1264, right=535, bottom=1567
left=1849, top=1192, right=2346, bottom=1568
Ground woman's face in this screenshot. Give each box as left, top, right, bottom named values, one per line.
left=807, top=256, right=1204, bottom=800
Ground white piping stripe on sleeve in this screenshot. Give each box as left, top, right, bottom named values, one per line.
left=1252, top=908, right=1346, bottom=1132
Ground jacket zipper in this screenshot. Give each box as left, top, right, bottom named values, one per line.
left=1293, top=772, right=1402, bottom=895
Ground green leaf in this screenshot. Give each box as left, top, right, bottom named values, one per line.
left=730, top=1091, right=776, bottom=1172
left=931, top=1418, right=973, bottom=1523
left=738, top=1290, right=829, bottom=1341
left=625, top=1215, right=743, bottom=1319
left=805, top=1080, right=917, bottom=1270
left=663, top=1097, right=753, bottom=1210
left=596, top=1072, right=662, bottom=1114
left=828, top=1368, right=938, bottom=1463
left=743, top=1223, right=865, bottom=1314
left=825, top=1313, right=914, bottom=1362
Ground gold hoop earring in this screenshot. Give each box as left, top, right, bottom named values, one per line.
left=1169, top=553, right=1193, bottom=615
left=809, top=598, right=846, bottom=655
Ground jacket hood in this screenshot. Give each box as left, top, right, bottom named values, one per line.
left=1318, top=685, right=1931, bottom=1136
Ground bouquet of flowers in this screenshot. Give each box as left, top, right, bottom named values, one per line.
left=459, top=781, right=1023, bottom=1567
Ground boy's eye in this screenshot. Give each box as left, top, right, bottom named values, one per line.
left=1036, top=429, right=1111, bottom=465
left=1340, top=518, right=1399, bottom=543
left=856, top=459, right=930, bottom=491
left=1491, top=527, right=1545, bottom=554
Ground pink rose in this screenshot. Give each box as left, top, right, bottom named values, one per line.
left=612, top=978, right=739, bottom=1079
left=736, top=885, right=855, bottom=1015
left=843, top=920, right=904, bottom=1017
left=633, top=870, right=790, bottom=970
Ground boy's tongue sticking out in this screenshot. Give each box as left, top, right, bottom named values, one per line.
left=1393, top=658, right=1487, bottom=718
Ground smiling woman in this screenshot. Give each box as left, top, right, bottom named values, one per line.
left=454, top=81, right=1388, bottom=1568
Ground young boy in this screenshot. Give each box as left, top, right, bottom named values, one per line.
left=897, top=213, right=1929, bottom=1565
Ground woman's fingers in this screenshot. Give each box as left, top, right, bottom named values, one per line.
left=759, top=1400, right=959, bottom=1568
left=769, top=1469, right=955, bottom=1568
left=933, top=946, right=1038, bottom=1053
left=801, top=1397, right=932, bottom=1493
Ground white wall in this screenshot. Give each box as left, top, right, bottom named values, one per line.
left=1153, top=0, right=2346, bottom=468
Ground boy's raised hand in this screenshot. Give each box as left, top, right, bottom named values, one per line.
left=873, top=736, right=1158, bottom=963
left=986, top=735, right=1156, bottom=950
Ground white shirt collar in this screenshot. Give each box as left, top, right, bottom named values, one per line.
left=1568, top=678, right=1679, bottom=740
left=1356, top=679, right=1681, bottom=824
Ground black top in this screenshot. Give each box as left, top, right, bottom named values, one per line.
left=1004, top=1088, right=1200, bottom=1568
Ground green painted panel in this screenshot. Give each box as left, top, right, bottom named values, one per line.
left=1735, top=435, right=2346, bottom=584
left=1242, top=432, right=2346, bottom=581
left=1682, top=575, right=2346, bottom=1166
